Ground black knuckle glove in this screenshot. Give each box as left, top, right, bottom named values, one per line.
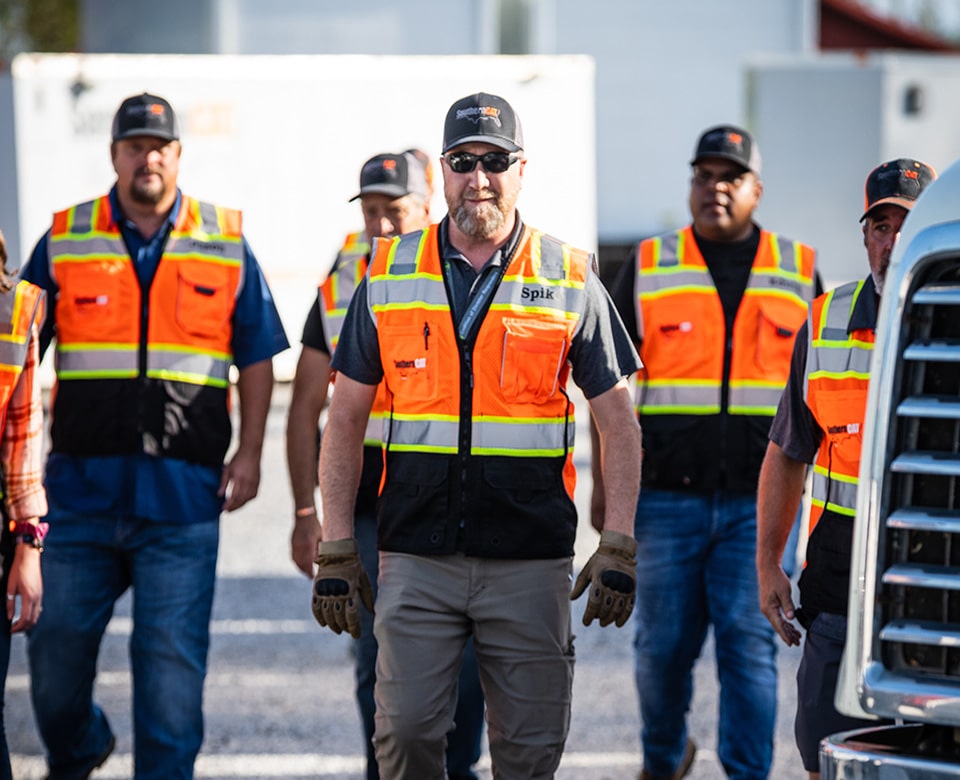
left=570, top=529, right=638, bottom=628
left=311, top=538, right=375, bottom=639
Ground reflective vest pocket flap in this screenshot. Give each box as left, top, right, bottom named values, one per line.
left=381, top=323, right=436, bottom=402
left=499, top=317, right=568, bottom=404
left=175, top=266, right=232, bottom=337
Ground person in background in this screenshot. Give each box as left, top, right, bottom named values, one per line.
left=0, top=228, right=46, bottom=780
left=285, top=149, right=484, bottom=780
left=23, top=92, right=288, bottom=780
left=311, top=91, right=643, bottom=778
left=601, top=124, right=817, bottom=779
left=757, top=158, right=936, bottom=780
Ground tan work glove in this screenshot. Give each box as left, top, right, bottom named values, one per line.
left=570, top=529, right=637, bottom=628
left=311, top=538, right=375, bottom=639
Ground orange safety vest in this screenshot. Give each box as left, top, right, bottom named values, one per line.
left=47, top=194, right=243, bottom=465
left=317, top=230, right=389, bottom=446
left=366, top=222, right=588, bottom=558
left=803, top=280, right=874, bottom=534
left=635, top=225, right=815, bottom=416
left=0, top=281, right=44, bottom=431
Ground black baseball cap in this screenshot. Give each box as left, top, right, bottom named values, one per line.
left=111, top=93, right=180, bottom=142
left=349, top=152, right=429, bottom=202
left=860, top=158, right=936, bottom=222
left=442, top=92, right=523, bottom=154
left=691, top=125, right=761, bottom=175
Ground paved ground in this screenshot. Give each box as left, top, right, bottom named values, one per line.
left=6, top=383, right=806, bottom=779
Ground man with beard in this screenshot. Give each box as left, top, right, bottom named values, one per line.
left=601, top=125, right=817, bottom=779
left=757, top=158, right=935, bottom=780
left=311, top=92, right=643, bottom=778
left=286, top=149, right=485, bottom=780
left=22, top=92, right=288, bottom=780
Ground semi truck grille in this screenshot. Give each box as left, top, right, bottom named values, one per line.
left=880, top=263, right=960, bottom=679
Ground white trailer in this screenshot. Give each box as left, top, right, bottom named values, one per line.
left=748, top=51, right=960, bottom=289
left=0, top=52, right=597, bottom=380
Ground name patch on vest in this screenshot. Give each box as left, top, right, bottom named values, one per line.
left=827, top=423, right=860, bottom=434
left=521, top=286, right=556, bottom=301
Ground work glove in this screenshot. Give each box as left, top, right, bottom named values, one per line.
left=311, top=538, right=375, bottom=639
left=570, top=529, right=637, bottom=628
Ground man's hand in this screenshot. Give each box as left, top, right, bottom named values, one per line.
left=311, top=538, right=374, bottom=639
left=758, top=562, right=802, bottom=646
left=570, top=530, right=637, bottom=628
left=291, top=510, right=322, bottom=578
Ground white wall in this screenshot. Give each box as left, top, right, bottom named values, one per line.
left=549, top=0, right=816, bottom=241
left=749, top=52, right=960, bottom=289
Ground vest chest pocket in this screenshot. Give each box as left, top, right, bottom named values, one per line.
left=382, top=322, right=436, bottom=402
left=500, top=318, right=569, bottom=404
left=57, top=270, right=124, bottom=342
left=755, top=300, right=805, bottom=379
left=176, top=267, right=231, bottom=337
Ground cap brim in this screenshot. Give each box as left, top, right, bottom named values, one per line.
left=859, top=196, right=915, bottom=222
left=442, top=135, right=522, bottom=154
left=113, top=129, right=179, bottom=142
left=691, top=152, right=757, bottom=175
left=348, top=184, right=415, bottom=202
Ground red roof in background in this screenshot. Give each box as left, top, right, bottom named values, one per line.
left=820, top=0, right=960, bottom=51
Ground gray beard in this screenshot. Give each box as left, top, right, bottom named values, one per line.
left=453, top=200, right=505, bottom=240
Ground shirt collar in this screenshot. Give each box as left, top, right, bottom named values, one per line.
left=108, top=185, right=182, bottom=238
left=849, top=274, right=880, bottom=333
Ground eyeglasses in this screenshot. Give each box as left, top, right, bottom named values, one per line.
left=691, top=167, right=752, bottom=189
left=443, top=151, right=520, bottom=174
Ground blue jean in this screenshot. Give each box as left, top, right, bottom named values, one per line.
left=355, top=512, right=484, bottom=780
left=28, top=512, right=219, bottom=780
left=633, top=489, right=777, bottom=780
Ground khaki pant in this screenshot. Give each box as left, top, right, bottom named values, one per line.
left=372, top=552, right=575, bottom=780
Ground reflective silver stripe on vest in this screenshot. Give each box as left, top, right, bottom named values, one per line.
left=497, top=233, right=586, bottom=322
left=804, top=281, right=871, bottom=402
left=364, top=414, right=385, bottom=447
left=319, top=251, right=365, bottom=349
left=55, top=347, right=138, bottom=377
left=775, top=235, right=799, bottom=274
left=0, top=340, right=28, bottom=370
left=811, top=466, right=859, bottom=516
left=471, top=418, right=575, bottom=456
left=0, top=285, right=37, bottom=371
left=199, top=201, right=220, bottom=233
left=637, top=383, right=721, bottom=415
left=369, top=232, right=446, bottom=310
left=146, top=349, right=231, bottom=385
left=728, top=384, right=790, bottom=415
left=387, top=416, right=459, bottom=452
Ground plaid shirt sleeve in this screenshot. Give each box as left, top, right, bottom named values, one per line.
left=2, top=321, right=48, bottom=521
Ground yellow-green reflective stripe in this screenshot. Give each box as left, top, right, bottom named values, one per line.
left=146, top=369, right=229, bottom=388
left=639, top=405, right=721, bottom=415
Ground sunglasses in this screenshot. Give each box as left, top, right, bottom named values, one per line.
left=443, top=151, right=520, bottom=174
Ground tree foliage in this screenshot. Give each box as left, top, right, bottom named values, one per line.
left=0, top=0, right=78, bottom=63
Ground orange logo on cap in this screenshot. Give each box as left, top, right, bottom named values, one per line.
left=727, top=132, right=742, bottom=145
left=904, top=169, right=918, bottom=179
left=383, top=159, right=397, bottom=171
left=149, top=104, right=165, bottom=116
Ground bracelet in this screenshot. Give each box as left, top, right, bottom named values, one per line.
left=13, top=533, right=43, bottom=551
left=295, top=506, right=317, bottom=518
left=8, top=521, right=48, bottom=552
left=8, top=520, right=48, bottom=541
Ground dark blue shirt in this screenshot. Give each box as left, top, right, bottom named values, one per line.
left=23, top=187, right=289, bottom=524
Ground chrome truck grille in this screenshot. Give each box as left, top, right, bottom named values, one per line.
left=879, top=263, right=960, bottom=682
